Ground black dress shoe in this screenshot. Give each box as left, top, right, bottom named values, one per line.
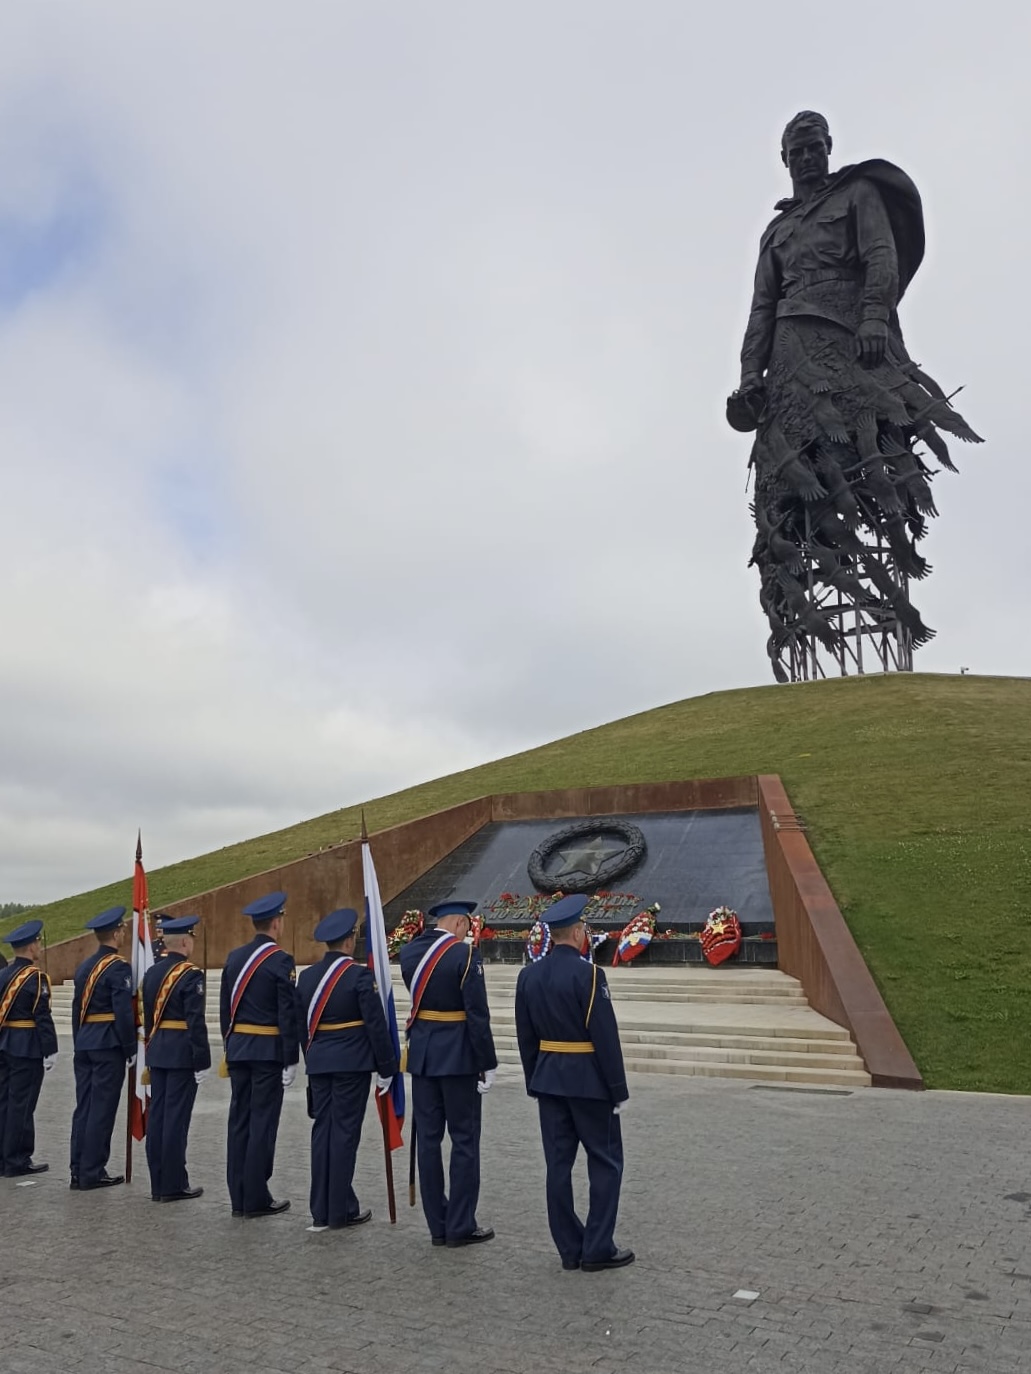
left=80, top=1172, right=125, bottom=1190
left=160, top=1187, right=204, bottom=1202
left=5, top=1162, right=49, bottom=1177
left=562, top=1259, right=581, bottom=1271
left=231, top=1209, right=245, bottom=1218
left=69, top=1177, right=79, bottom=1191
left=445, top=1226, right=495, bottom=1248
left=431, top=1236, right=446, bottom=1247
left=243, top=1198, right=290, bottom=1218
left=582, top=1247, right=635, bottom=1272
left=330, top=1207, right=371, bottom=1229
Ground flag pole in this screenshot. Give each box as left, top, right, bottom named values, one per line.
left=362, top=811, right=398, bottom=1224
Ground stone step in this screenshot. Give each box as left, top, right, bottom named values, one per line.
left=489, top=1033, right=865, bottom=1071
left=48, top=959, right=870, bottom=1089
left=489, top=1047, right=870, bottom=1087
left=51, top=1012, right=854, bottom=1058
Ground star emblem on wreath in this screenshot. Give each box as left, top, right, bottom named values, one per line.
left=527, top=820, right=647, bottom=894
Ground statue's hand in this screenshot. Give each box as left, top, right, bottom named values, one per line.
left=856, top=319, right=888, bottom=368
left=727, top=379, right=766, bottom=433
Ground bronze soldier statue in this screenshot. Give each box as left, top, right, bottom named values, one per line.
left=728, top=112, right=981, bottom=681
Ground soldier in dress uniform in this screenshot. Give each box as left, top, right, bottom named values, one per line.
left=514, top=893, right=634, bottom=1272
left=0, top=920, right=58, bottom=1177
left=398, top=899, right=497, bottom=1247
left=69, top=906, right=136, bottom=1190
left=297, top=907, right=398, bottom=1231
left=142, top=914, right=210, bottom=1202
left=219, top=890, right=300, bottom=1218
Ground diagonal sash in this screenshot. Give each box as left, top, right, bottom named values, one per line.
left=227, top=943, right=280, bottom=1031
left=80, top=954, right=121, bottom=1019
left=405, top=932, right=459, bottom=1035
left=151, top=960, right=198, bottom=1035
left=304, top=956, right=357, bottom=1051
left=0, top=966, right=39, bottom=1028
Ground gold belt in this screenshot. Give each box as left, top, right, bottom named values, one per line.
left=232, top=1023, right=279, bottom=1036
left=155, top=1020, right=188, bottom=1031
left=539, top=1040, right=594, bottom=1054
left=4, top=1020, right=36, bottom=1029
left=415, top=1010, right=467, bottom=1023
left=316, top=1019, right=363, bottom=1032
left=84, top=1013, right=116, bottom=1023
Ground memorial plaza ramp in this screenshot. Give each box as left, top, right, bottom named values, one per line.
left=48, top=963, right=871, bottom=1088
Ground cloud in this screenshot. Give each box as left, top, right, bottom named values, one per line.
left=1, top=0, right=1028, bottom=900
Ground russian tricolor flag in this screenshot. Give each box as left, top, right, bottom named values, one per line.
left=362, top=833, right=405, bottom=1152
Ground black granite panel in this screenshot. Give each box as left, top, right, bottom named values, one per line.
left=384, top=810, right=774, bottom=933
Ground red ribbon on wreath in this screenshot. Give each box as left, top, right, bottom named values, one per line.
left=700, top=906, right=742, bottom=966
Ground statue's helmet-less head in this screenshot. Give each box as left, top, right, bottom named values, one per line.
left=780, top=110, right=832, bottom=180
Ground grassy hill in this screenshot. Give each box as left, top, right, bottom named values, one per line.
left=26, top=673, right=1031, bottom=1093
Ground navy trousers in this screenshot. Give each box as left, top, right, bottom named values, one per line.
left=146, top=1067, right=198, bottom=1199
left=537, top=1094, right=623, bottom=1266
left=412, top=1073, right=482, bottom=1241
left=0, top=1053, right=45, bottom=1174
left=227, top=1062, right=284, bottom=1213
left=309, top=1071, right=370, bottom=1226
left=70, top=1049, right=126, bottom=1185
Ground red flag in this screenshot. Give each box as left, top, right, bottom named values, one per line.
left=129, top=831, right=154, bottom=1142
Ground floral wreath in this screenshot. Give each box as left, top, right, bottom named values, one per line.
left=612, top=903, right=661, bottom=966
left=387, top=910, right=424, bottom=959
left=526, top=919, right=552, bottom=962
left=700, top=906, right=743, bottom=966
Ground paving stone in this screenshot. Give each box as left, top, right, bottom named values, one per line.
left=3, top=1052, right=1031, bottom=1373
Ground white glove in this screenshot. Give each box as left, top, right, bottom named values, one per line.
left=477, top=1068, right=497, bottom=1095
left=43, top=1055, right=58, bottom=1073
left=613, top=1099, right=629, bottom=1115
left=376, top=1075, right=393, bottom=1096
left=194, top=1069, right=210, bottom=1086
left=282, top=1064, right=297, bottom=1088
left=127, top=1054, right=137, bottom=1068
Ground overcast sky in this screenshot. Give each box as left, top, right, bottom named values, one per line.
left=1, top=1, right=1028, bottom=903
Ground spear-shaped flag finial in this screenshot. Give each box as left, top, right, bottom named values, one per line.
left=136, top=828, right=142, bottom=864
left=360, top=809, right=369, bottom=842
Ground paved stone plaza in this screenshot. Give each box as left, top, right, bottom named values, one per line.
left=3, top=1055, right=1031, bottom=1374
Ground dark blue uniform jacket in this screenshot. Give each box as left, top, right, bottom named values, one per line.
left=515, top=946, right=628, bottom=1103
left=143, top=953, right=211, bottom=1072
left=297, top=954, right=399, bottom=1077
left=219, top=935, right=300, bottom=1066
left=399, top=930, right=497, bottom=1077
left=71, top=946, right=136, bottom=1055
left=0, top=959, right=58, bottom=1059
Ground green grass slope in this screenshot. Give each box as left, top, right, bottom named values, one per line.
left=27, top=673, right=1031, bottom=1093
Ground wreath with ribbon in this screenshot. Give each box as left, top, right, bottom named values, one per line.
left=526, top=920, right=552, bottom=962
left=612, top=903, right=661, bottom=966
left=700, top=906, right=742, bottom=966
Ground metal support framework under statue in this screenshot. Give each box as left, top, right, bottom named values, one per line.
left=727, top=111, right=982, bottom=685
left=787, top=518, right=913, bottom=683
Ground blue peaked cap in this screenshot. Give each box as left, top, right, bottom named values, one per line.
left=4, top=919, right=43, bottom=948
left=241, top=891, right=287, bottom=920
left=86, top=906, right=126, bottom=932
left=313, top=908, right=359, bottom=943
left=428, top=900, right=477, bottom=921
left=545, top=894, right=590, bottom=928
left=160, top=915, right=200, bottom=935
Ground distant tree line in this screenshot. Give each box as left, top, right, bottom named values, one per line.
left=0, top=901, right=35, bottom=919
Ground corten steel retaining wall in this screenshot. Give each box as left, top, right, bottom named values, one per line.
left=756, top=773, right=923, bottom=1090
left=154, top=796, right=494, bottom=970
